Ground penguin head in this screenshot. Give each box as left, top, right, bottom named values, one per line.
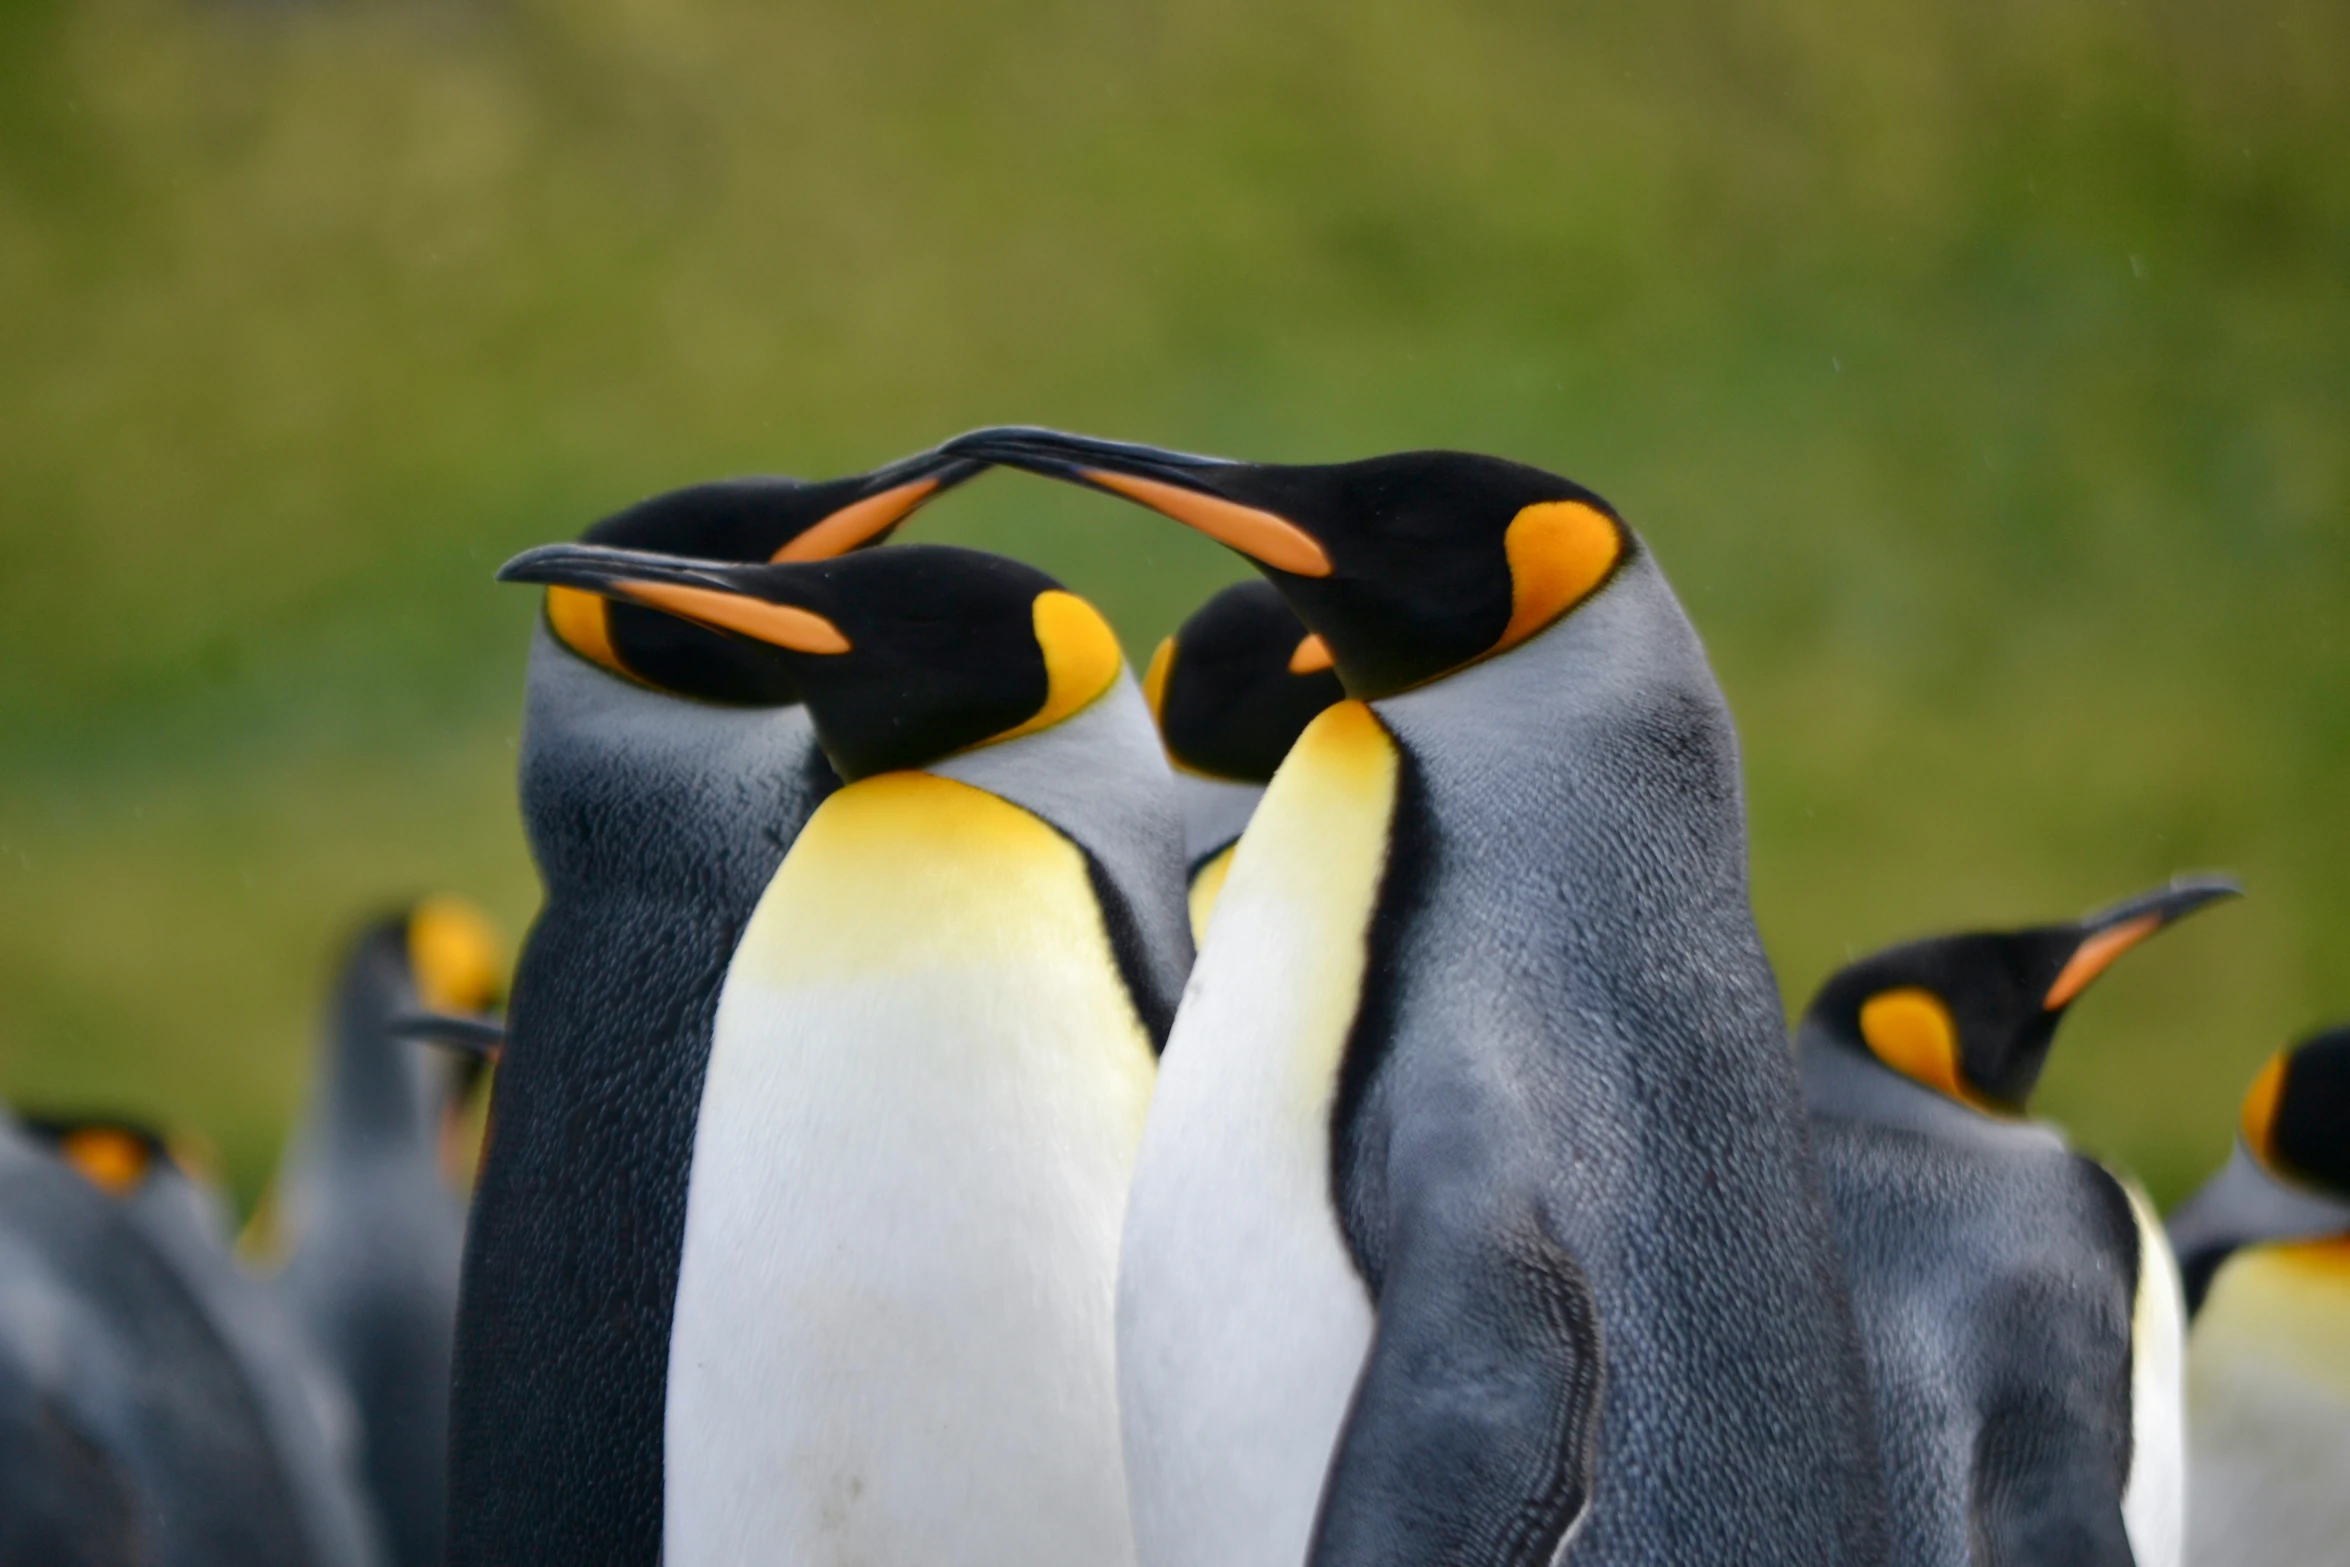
left=1801, top=876, right=2239, bottom=1115
left=19, top=1116, right=178, bottom=1199
left=539, top=447, right=980, bottom=705
left=941, top=427, right=1628, bottom=700
left=499, top=541, right=1123, bottom=782
left=1147, top=579, right=1345, bottom=781
left=2235, top=1025, right=2350, bottom=1202
left=2168, top=1025, right=2350, bottom=1313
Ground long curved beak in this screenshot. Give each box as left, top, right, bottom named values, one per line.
left=2044, top=873, right=2241, bottom=1010
left=496, top=544, right=852, bottom=655
left=943, top=426, right=1333, bottom=578
left=776, top=448, right=988, bottom=562
left=388, top=1010, right=507, bottom=1063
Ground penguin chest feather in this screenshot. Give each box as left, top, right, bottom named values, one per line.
left=2186, top=1239, right=2350, bottom=1567
left=663, top=771, right=1155, bottom=1567
left=2119, top=1181, right=2187, bottom=1567
left=1118, top=700, right=1394, bottom=1567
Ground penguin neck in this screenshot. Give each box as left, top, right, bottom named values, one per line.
left=1172, top=770, right=1263, bottom=871
left=1796, top=1020, right=2064, bottom=1155
left=517, top=622, right=838, bottom=905
left=2168, top=1144, right=2350, bottom=1288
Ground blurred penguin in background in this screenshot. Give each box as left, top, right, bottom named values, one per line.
left=1, top=1109, right=375, bottom=1567
left=264, top=899, right=506, bottom=1567
left=1142, top=579, right=1342, bottom=939
left=2168, top=1025, right=2350, bottom=1567
left=1798, top=877, right=2238, bottom=1567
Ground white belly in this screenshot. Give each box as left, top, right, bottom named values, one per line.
left=664, top=772, right=1156, bottom=1567
left=2186, top=1239, right=2350, bottom=1567
left=2120, top=1179, right=2187, bottom=1567
left=1119, top=700, right=1396, bottom=1567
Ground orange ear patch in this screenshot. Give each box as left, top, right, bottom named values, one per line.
left=59, top=1128, right=152, bottom=1198
left=1288, top=633, right=1334, bottom=674
left=1859, top=988, right=2002, bottom=1113
left=409, top=897, right=506, bottom=1016
left=1141, top=635, right=1177, bottom=725
left=1498, top=501, right=1620, bottom=653
left=2239, top=1050, right=2288, bottom=1167
left=546, top=586, right=632, bottom=680
left=995, top=590, right=1123, bottom=745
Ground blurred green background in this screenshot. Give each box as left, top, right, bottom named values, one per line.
left=1, top=0, right=2343, bottom=1207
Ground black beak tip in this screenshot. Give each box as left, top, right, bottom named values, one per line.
left=494, top=545, right=573, bottom=586
left=388, top=1011, right=507, bottom=1059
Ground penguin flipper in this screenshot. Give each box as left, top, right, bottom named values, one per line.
left=1308, top=1189, right=1602, bottom=1567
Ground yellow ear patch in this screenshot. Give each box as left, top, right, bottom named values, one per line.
left=1288, top=633, right=1334, bottom=674
left=1859, top=988, right=2001, bottom=1112
left=546, top=586, right=633, bottom=681
left=2239, top=1050, right=2288, bottom=1168
left=1141, top=635, right=1176, bottom=726
left=59, top=1127, right=152, bottom=1198
left=409, top=896, right=506, bottom=1015
left=1498, top=501, right=1621, bottom=653
left=997, top=591, right=1123, bottom=745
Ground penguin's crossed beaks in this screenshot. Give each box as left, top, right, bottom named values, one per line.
left=539, top=447, right=982, bottom=705
left=499, top=542, right=1123, bottom=782
left=1806, top=875, right=2241, bottom=1115
left=941, top=426, right=1628, bottom=699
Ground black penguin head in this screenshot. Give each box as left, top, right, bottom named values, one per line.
left=1147, top=579, right=1345, bottom=782
left=1801, top=876, right=2239, bottom=1115
left=539, top=447, right=980, bottom=706
left=2237, top=1025, right=2350, bottom=1200
left=940, top=427, right=1629, bottom=700
left=19, top=1115, right=181, bottom=1199
left=499, top=541, right=1123, bottom=783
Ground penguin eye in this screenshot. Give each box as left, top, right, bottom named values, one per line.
left=1493, top=501, right=1621, bottom=656
left=1858, top=988, right=1999, bottom=1113
left=545, top=587, right=638, bottom=684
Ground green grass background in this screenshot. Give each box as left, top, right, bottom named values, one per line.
left=1, top=0, right=2343, bottom=1207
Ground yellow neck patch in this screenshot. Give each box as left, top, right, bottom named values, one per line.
left=59, top=1127, right=152, bottom=1197
left=547, top=586, right=634, bottom=682
left=408, top=896, right=506, bottom=1015
left=1497, top=501, right=1621, bottom=655
left=1859, top=987, right=2004, bottom=1114
left=995, top=590, right=1123, bottom=745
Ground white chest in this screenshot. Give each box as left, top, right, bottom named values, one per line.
left=1117, top=701, right=1397, bottom=1567
left=2185, top=1239, right=2350, bottom=1567
left=663, top=772, right=1155, bottom=1567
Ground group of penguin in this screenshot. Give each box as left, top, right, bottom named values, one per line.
left=4, top=429, right=2345, bottom=1567
left=2, top=896, right=499, bottom=1566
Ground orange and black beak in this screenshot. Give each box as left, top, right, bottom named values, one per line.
left=388, top=1010, right=507, bottom=1065
left=2043, top=876, right=2242, bottom=1012
left=499, top=544, right=854, bottom=657
left=944, top=426, right=1628, bottom=699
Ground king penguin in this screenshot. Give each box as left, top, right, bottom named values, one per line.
left=1795, top=877, right=2238, bottom=1567
left=1144, top=578, right=1343, bottom=939
left=493, top=537, right=1188, bottom=1566
left=943, top=427, right=1890, bottom=1567
left=21, top=1112, right=384, bottom=1567
left=448, top=450, right=976, bottom=1566
left=267, top=898, right=506, bottom=1567
left=0, top=1109, right=341, bottom=1566
left=2167, top=1025, right=2350, bottom=1567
